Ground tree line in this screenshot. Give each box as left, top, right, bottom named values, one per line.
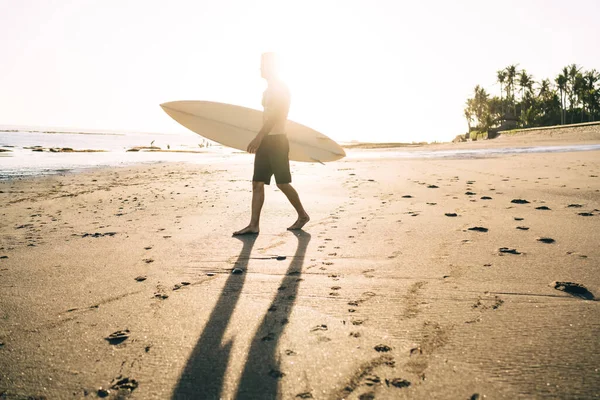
left=464, top=64, right=600, bottom=136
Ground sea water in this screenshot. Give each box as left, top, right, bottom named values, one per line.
left=2, top=129, right=600, bottom=180
left=0, top=129, right=244, bottom=180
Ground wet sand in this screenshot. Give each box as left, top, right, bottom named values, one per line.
left=0, top=141, right=599, bottom=399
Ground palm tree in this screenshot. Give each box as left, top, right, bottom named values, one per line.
left=517, top=70, right=534, bottom=125
left=556, top=69, right=568, bottom=125
left=584, top=69, right=599, bottom=121
left=538, top=79, right=551, bottom=98
left=505, top=65, right=518, bottom=116
left=497, top=70, right=507, bottom=118
left=567, top=64, right=581, bottom=123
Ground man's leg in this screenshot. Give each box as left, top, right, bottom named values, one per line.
left=233, top=181, right=265, bottom=235
left=277, top=183, right=310, bottom=230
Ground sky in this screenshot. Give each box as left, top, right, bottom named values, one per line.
left=1, top=0, right=599, bottom=143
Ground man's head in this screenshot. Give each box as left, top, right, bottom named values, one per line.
left=261, top=52, right=279, bottom=81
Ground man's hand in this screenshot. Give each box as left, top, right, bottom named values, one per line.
left=247, top=135, right=263, bottom=153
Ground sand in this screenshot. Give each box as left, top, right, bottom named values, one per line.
left=0, top=133, right=599, bottom=399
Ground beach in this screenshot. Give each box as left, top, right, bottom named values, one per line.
left=1, top=131, right=599, bottom=399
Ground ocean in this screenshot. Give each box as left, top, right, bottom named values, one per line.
left=0, top=129, right=244, bottom=180
left=2, top=128, right=600, bottom=180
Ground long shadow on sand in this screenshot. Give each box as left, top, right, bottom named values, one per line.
left=235, top=230, right=311, bottom=399
left=172, top=231, right=311, bottom=399
left=172, top=234, right=257, bottom=399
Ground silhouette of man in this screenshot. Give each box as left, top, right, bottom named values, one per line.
left=233, top=53, right=309, bottom=235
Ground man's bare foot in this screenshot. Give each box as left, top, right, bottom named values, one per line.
left=233, top=225, right=259, bottom=236
left=287, top=214, right=310, bottom=230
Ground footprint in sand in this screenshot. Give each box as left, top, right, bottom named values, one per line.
left=537, top=237, right=555, bottom=244
left=514, top=217, right=524, bottom=221
left=445, top=213, right=458, bottom=217
left=511, top=199, right=530, bottom=204
left=536, top=206, right=551, bottom=210
left=310, top=324, right=328, bottom=332
left=516, top=226, right=529, bottom=230
left=551, top=281, right=595, bottom=300
left=374, top=344, right=392, bottom=352
left=387, top=378, right=411, bottom=389
left=499, top=247, right=520, bottom=255
left=468, top=226, right=488, bottom=232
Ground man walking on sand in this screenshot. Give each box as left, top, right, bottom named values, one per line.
left=233, top=53, right=310, bottom=236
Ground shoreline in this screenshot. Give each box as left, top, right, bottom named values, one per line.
left=2, top=123, right=600, bottom=182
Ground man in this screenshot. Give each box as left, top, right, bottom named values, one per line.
left=233, top=53, right=310, bottom=235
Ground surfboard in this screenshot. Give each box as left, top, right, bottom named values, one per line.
left=160, top=101, right=346, bottom=163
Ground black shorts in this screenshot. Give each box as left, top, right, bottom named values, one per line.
left=253, top=135, right=291, bottom=185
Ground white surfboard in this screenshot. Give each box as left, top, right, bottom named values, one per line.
left=160, top=101, right=346, bottom=163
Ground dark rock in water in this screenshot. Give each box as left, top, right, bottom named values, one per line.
left=134, top=275, right=147, bottom=282
left=374, top=344, right=392, bottom=352
left=105, top=329, right=130, bottom=345
left=111, top=377, right=139, bottom=392
left=445, top=213, right=458, bottom=217
left=499, top=247, right=520, bottom=255
left=537, top=237, right=555, bottom=244
left=516, top=226, right=529, bottom=230
left=551, top=281, right=595, bottom=300
left=511, top=199, right=530, bottom=204
left=387, top=378, right=411, bottom=388
left=468, top=226, right=488, bottom=232
left=535, top=206, right=551, bottom=210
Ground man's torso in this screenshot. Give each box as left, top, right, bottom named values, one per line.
left=262, top=80, right=290, bottom=136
